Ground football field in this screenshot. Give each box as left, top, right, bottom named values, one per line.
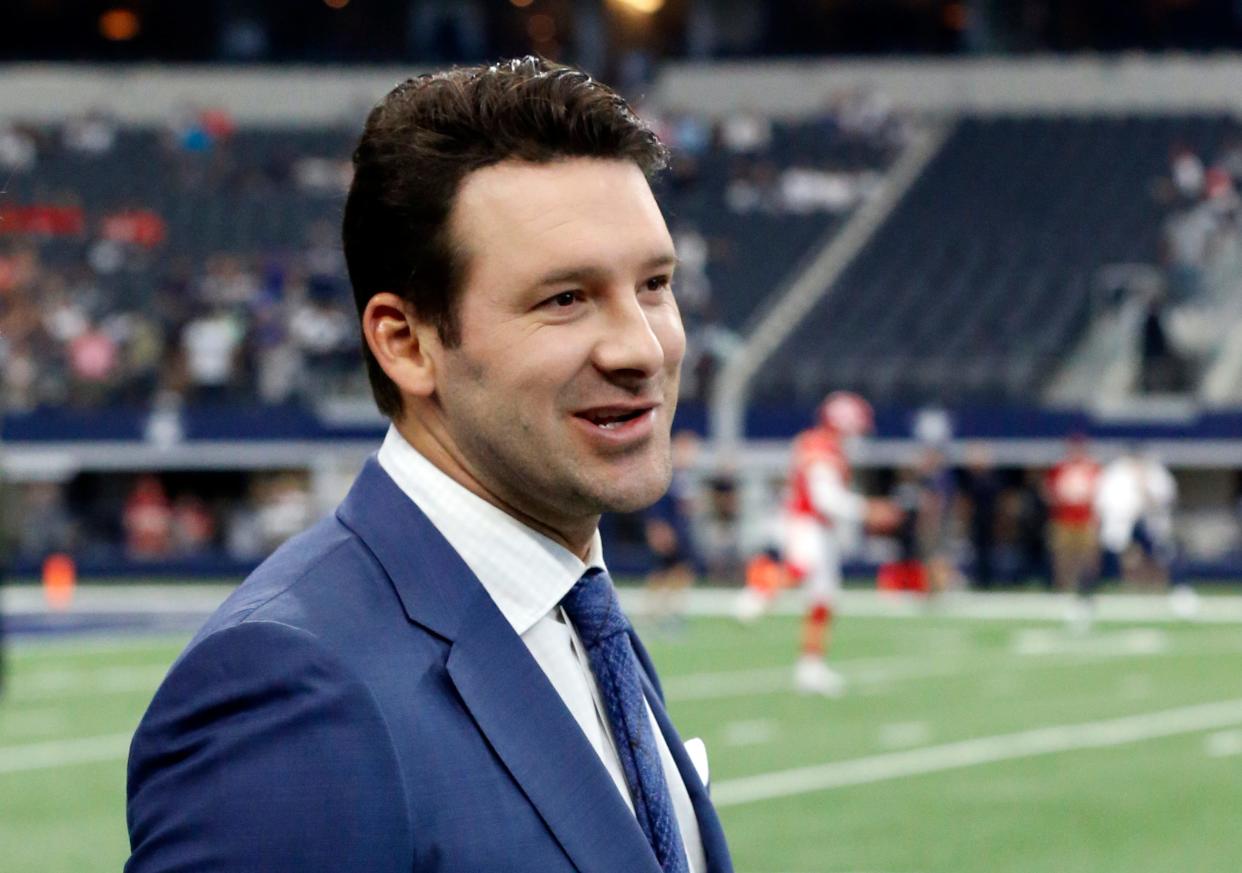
left=2, top=588, right=1241, bottom=872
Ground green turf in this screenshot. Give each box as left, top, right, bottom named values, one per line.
left=3, top=614, right=1241, bottom=873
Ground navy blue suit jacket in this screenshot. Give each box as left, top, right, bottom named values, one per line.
left=126, top=458, right=733, bottom=873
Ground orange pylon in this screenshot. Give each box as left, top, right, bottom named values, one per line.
left=42, top=553, right=77, bottom=610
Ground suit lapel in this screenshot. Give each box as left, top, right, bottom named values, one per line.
left=338, top=458, right=660, bottom=873
left=448, top=585, right=661, bottom=873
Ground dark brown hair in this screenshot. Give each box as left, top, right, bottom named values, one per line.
left=342, top=56, right=669, bottom=418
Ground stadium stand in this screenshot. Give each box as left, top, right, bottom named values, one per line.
left=754, top=113, right=1242, bottom=408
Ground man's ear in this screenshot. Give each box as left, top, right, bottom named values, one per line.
left=362, top=292, right=438, bottom=398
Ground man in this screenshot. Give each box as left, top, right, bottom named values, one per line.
left=1044, top=433, right=1101, bottom=594
left=1096, top=445, right=1179, bottom=589
left=1044, top=434, right=1102, bottom=631
left=735, top=391, right=897, bottom=696
left=642, top=430, right=701, bottom=632
left=961, top=443, right=1001, bottom=590
left=127, top=58, right=732, bottom=873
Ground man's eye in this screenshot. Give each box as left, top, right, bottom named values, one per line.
left=644, top=275, right=671, bottom=292
left=550, top=291, right=578, bottom=307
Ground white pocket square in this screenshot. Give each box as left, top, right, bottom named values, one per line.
left=684, top=737, right=709, bottom=789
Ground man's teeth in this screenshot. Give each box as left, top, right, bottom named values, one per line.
left=588, top=410, right=644, bottom=428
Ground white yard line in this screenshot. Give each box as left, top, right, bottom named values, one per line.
left=663, top=666, right=792, bottom=701
left=11, top=634, right=189, bottom=659
left=1205, top=729, right=1242, bottom=758
left=663, top=656, right=963, bottom=702
left=0, top=732, right=134, bottom=775
left=664, top=632, right=1242, bottom=704
left=8, top=697, right=1242, bottom=794
left=8, top=665, right=169, bottom=702
left=712, top=698, right=1242, bottom=808
left=721, top=719, right=781, bottom=747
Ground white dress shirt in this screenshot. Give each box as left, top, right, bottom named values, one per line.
left=378, top=426, right=705, bottom=872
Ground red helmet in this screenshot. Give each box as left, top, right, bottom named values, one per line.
left=818, top=391, right=874, bottom=437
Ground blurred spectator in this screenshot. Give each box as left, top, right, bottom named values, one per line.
left=778, top=167, right=866, bottom=214
left=16, top=482, right=75, bottom=561
left=123, top=476, right=173, bottom=560
left=62, top=111, right=118, bottom=156
left=720, top=111, right=772, bottom=154
left=1161, top=203, right=1215, bottom=301
left=642, top=431, right=702, bottom=631
left=225, top=492, right=265, bottom=562
left=67, top=321, right=120, bottom=405
left=1169, top=143, right=1205, bottom=200
left=181, top=306, right=245, bottom=403
left=0, top=123, right=38, bottom=172
left=198, top=254, right=259, bottom=309
left=671, top=224, right=712, bottom=317
left=166, top=106, right=235, bottom=155
left=100, top=209, right=167, bottom=249
left=1096, top=446, right=1178, bottom=589
left=116, top=311, right=166, bottom=402
left=294, top=156, right=352, bottom=196
left=1013, top=469, right=1051, bottom=587
left=255, top=473, right=313, bottom=553
left=171, top=495, right=216, bottom=556
left=1044, top=434, right=1101, bottom=594
left=914, top=446, right=958, bottom=593
left=699, top=474, right=742, bottom=581
left=1217, top=137, right=1242, bottom=184
left=290, top=286, right=355, bottom=391
left=884, top=463, right=930, bottom=593
left=961, top=444, right=1002, bottom=590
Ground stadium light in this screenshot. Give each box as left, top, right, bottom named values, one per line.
left=323, top=0, right=350, bottom=9
left=510, top=0, right=534, bottom=7
left=610, top=0, right=665, bottom=15
left=99, top=8, right=140, bottom=42
left=527, top=13, right=557, bottom=43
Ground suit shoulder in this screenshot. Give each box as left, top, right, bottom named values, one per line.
left=192, top=514, right=379, bottom=639
left=128, top=621, right=413, bottom=872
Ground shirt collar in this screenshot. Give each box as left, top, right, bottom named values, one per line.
left=376, top=425, right=606, bottom=636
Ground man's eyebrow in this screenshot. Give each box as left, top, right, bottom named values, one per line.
left=530, top=253, right=680, bottom=288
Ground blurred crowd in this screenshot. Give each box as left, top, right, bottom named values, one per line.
left=0, top=95, right=906, bottom=413
left=1134, top=133, right=1242, bottom=394
left=11, top=470, right=314, bottom=568
left=0, top=110, right=363, bottom=413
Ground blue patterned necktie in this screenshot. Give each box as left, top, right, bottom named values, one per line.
left=560, top=568, right=690, bottom=873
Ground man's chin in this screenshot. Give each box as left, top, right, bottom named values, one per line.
left=591, top=471, right=671, bottom=514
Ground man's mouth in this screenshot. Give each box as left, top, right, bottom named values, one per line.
left=579, top=407, right=652, bottom=429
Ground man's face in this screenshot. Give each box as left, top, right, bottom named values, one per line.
left=423, top=157, right=684, bottom=535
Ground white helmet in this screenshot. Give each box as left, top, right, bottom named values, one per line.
left=818, top=391, right=874, bottom=437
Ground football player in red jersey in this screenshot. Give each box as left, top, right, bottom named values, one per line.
left=1044, top=433, right=1103, bottom=631
left=737, top=391, right=899, bottom=696
left=1044, top=433, right=1102, bottom=595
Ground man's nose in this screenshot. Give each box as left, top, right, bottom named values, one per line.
left=592, top=294, right=665, bottom=380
